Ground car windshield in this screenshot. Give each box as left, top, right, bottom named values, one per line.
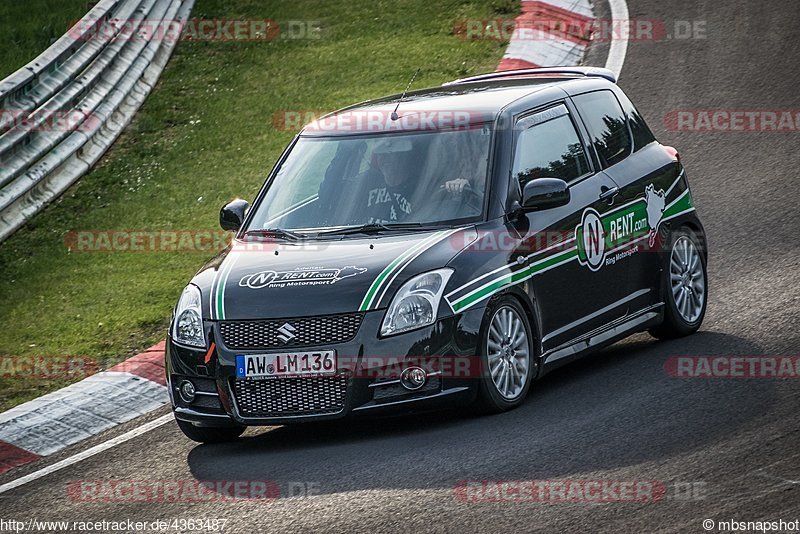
left=245, top=127, right=492, bottom=234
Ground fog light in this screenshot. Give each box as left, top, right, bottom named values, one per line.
left=178, top=380, right=196, bottom=403
left=400, top=366, right=427, bottom=391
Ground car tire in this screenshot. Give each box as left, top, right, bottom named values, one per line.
left=649, top=227, right=708, bottom=340
left=175, top=418, right=246, bottom=443
left=476, top=296, right=537, bottom=413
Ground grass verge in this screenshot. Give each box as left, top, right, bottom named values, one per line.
left=0, top=0, right=91, bottom=79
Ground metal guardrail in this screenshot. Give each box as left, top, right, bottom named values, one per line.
left=0, top=0, right=195, bottom=242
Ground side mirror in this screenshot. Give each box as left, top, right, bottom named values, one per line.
left=220, top=198, right=250, bottom=231
left=521, top=178, right=570, bottom=211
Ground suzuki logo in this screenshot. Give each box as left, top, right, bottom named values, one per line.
left=276, top=322, right=297, bottom=343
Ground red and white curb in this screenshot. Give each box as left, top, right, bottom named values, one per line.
left=497, top=0, right=595, bottom=71
left=0, top=342, right=168, bottom=475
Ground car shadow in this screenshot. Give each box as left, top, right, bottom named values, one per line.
left=186, top=330, right=773, bottom=496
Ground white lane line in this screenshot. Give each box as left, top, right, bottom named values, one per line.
left=0, top=413, right=173, bottom=495
left=605, top=0, right=630, bottom=78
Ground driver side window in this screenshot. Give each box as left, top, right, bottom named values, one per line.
left=512, top=106, right=590, bottom=190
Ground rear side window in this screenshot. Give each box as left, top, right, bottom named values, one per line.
left=616, top=90, right=657, bottom=151
left=572, top=90, right=632, bottom=168
left=512, top=104, right=590, bottom=187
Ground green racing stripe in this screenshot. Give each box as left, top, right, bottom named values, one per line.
left=448, top=247, right=578, bottom=312
left=662, top=188, right=694, bottom=220
left=448, top=184, right=695, bottom=313
left=214, top=251, right=240, bottom=320
left=359, top=229, right=455, bottom=311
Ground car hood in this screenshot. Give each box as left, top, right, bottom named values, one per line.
left=192, top=227, right=477, bottom=320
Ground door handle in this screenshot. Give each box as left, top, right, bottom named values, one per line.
left=599, top=186, right=619, bottom=202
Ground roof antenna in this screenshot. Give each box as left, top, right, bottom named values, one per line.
left=391, top=68, right=420, bottom=121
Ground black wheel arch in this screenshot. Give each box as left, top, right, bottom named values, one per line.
left=663, top=213, right=708, bottom=257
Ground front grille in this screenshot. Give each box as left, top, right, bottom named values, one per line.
left=219, top=314, right=363, bottom=350
left=232, top=377, right=347, bottom=417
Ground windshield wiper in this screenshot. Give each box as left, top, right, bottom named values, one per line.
left=318, top=222, right=444, bottom=236
left=242, top=227, right=307, bottom=241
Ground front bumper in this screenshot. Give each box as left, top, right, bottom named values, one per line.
left=167, top=307, right=485, bottom=426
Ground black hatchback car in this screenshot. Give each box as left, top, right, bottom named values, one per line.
left=167, top=67, right=707, bottom=442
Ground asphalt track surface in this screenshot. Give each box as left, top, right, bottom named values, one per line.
left=2, top=1, right=800, bottom=532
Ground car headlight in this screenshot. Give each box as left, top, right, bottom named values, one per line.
left=172, top=284, right=206, bottom=348
left=380, top=269, right=454, bottom=336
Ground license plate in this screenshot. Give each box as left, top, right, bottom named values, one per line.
left=236, top=351, right=336, bottom=378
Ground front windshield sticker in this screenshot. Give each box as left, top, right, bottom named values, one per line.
left=238, top=266, right=368, bottom=290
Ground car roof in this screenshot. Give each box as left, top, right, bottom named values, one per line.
left=301, top=70, right=616, bottom=136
